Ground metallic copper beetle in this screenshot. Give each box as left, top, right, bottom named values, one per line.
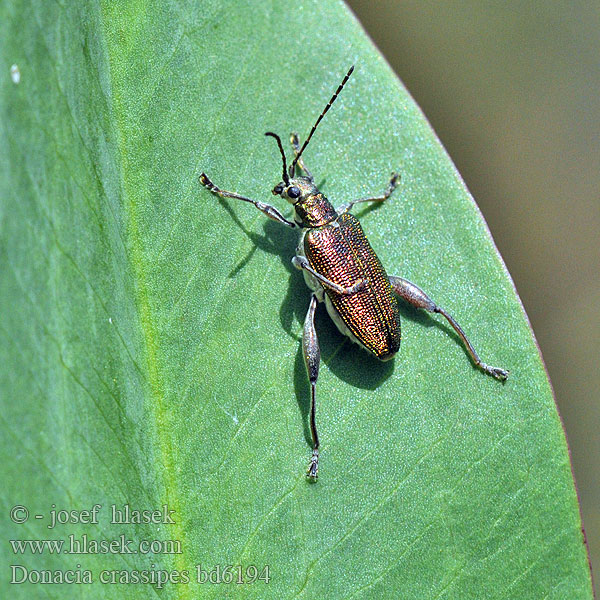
left=199, top=66, right=508, bottom=480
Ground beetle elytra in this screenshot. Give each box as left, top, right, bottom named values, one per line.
left=199, top=65, right=508, bottom=481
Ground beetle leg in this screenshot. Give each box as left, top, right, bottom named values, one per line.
left=337, top=172, right=400, bottom=214
left=389, top=276, right=509, bottom=381
left=290, top=133, right=314, bottom=182
left=303, top=293, right=321, bottom=480
left=199, top=173, right=296, bottom=228
left=292, top=256, right=366, bottom=295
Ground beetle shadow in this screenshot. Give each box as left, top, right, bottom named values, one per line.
left=220, top=198, right=295, bottom=279
left=218, top=197, right=317, bottom=339
left=259, top=220, right=396, bottom=449
left=291, top=303, right=397, bottom=446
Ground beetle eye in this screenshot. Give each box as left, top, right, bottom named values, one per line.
left=273, top=183, right=284, bottom=195
left=287, top=186, right=301, bottom=199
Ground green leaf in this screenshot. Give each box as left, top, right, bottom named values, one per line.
left=0, top=0, right=592, bottom=598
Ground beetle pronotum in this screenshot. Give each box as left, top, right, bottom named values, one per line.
left=200, top=66, right=508, bottom=480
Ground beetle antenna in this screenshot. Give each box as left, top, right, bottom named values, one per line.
left=265, top=132, right=290, bottom=185
left=289, top=65, right=354, bottom=178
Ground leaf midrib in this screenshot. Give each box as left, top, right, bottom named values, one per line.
left=97, top=4, right=191, bottom=596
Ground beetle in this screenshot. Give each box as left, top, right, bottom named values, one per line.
left=199, top=65, right=508, bottom=480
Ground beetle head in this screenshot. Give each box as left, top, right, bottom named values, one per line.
left=264, top=125, right=336, bottom=227
left=271, top=177, right=316, bottom=204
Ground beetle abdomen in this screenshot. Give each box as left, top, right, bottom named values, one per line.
left=304, top=213, right=401, bottom=360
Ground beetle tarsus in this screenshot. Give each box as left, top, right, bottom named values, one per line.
left=307, top=449, right=319, bottom=481
left=348, top=278, right=368, bottom=293
left=388, top=172, right=401, bottom=193
left=481, top=364, right=509, bottom=381
left=199, top=172, right=214, bottom=190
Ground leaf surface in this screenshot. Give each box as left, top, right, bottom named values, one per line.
left=0, top=0, right=592, bottom=598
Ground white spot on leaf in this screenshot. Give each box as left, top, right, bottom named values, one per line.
left=10, top=64, right=20, bottom=84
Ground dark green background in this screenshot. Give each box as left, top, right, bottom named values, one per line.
left=346, top=0, right=599, bottom=578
